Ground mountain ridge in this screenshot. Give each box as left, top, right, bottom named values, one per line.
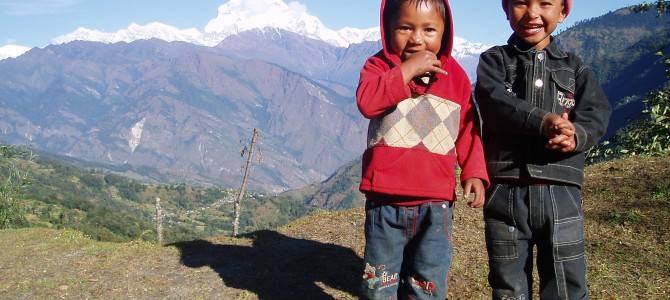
left=1, top=7, right=667, bottom=193
left=0, top=35, right=372, bottom=192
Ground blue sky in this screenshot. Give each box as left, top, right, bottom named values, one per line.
left=0, top=0, right=646, bottom=48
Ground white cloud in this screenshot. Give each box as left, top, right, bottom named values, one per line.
left=205, top=0, right=309, bottom=33
left=286, top=1, right=308, bottom=16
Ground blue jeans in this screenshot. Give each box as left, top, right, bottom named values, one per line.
left=484, top=184, right=588, bottom=300
left=361, top=200, right=454, bottom=300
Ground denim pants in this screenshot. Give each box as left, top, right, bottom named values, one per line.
left=484, top=184, right=588, bottom=300
left=361, top=200, right=454, bottom=300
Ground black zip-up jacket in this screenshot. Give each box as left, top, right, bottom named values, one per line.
left=475, top=35, right=612, bottom=188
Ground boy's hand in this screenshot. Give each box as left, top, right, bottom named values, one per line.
left=546, top=133, right=576, bottom=152
left=542, top=113, right=574, bottom=138
left=543, top=113, right=576, bottom=152
left=399, top=50, right=447, bottom=83
left=462, top=178, right=485, bottom=208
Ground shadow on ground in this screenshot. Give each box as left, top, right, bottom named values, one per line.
left=171, top=230, right=362, bottom=299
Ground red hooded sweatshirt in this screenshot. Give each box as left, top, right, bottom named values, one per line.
left=356, top=0, right=489, bottom=203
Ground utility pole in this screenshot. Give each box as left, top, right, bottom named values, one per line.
left=233, top=128, right=259, bottom=237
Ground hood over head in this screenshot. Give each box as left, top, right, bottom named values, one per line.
left=380, top=0, right=454, bottom=67
left=502, top=0, right=572, bottom=17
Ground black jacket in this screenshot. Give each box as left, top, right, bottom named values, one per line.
left=475, top=35, right=612, bottom=187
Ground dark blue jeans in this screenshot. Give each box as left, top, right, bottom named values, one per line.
left=361, top=200, right=454, bottom=300
left=484, top=184, right=588, bottom=300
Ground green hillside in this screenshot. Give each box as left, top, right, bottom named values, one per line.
left=2, top=150, right=316, bottom=243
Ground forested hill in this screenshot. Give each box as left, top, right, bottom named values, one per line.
left=557, top=7, right=670, bottom=138
left=13, top=152, right=318, bottom=243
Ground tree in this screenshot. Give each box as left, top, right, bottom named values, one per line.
left=0, top=142, right=35, bottom=229
left=233, top=128, right=259, bottom=237
left=631, top=0, right=670, bottom=16
left=609, top=1, right=670, bottom=156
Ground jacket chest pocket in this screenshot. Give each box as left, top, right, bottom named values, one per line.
left=550, top=70, right=576, bottom=114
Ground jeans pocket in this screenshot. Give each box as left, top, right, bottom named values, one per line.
left=551, top=185, right=583, bottom=220
left=484, top=184, right=509, bottom=217
left=364, top=202, right=378, bottom=239
left=553, top=217, right=585, bottom=261
left=484, top=185, right=518, bottom=260
left=551, top=186, right=586, bottom=261
left=485, top=220, right=519, bottom=260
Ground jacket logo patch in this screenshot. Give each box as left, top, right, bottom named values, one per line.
left=557, top=91, right=575, bottom=110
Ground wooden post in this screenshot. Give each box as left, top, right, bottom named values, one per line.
left=233, top=128, right=259, bottom=237
left=155, top=197, right=163, bottom=244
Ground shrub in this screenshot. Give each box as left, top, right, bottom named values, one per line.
left=0, top=142, right=35, bottom=229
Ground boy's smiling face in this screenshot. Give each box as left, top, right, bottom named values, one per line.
left=389, top=1, right=445, bottom=61
left=507, top=0, right=566, bottom=50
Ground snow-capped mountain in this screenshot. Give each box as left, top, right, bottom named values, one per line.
left=1, top=0, right=490, bottom=60
left=203, top=0, right=380, bottom=47
left=52, top=0, right=380, bottom=48
left=452, top=36, right=490, bottom=59
left=0, top=45, right=31, bottom=60
left=53, top=23, right=206, bottom=46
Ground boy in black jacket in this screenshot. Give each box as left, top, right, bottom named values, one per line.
left=475, top=0, right=612, bottom=299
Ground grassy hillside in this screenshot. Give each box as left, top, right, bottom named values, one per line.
left=299, top=157, right=364, bottom=210
left=1, top=155, right=668, bottom=299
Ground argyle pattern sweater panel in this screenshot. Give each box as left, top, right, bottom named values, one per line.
left=368, top=94, right=460, bottom=157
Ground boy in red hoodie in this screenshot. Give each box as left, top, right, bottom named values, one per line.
left=357, top=0, right=489, bottom=298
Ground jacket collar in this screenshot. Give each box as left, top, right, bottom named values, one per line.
left=506, top=34, right=568, bottom=59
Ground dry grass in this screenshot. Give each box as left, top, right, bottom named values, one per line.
left=0, top=155, right=668, bottom=299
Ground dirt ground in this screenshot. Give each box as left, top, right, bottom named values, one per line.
left=0, top=206, right=488, bottom=299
